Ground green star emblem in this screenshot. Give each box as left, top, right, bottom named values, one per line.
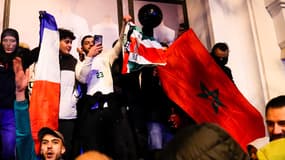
left=197, top=82, right=225, bottom=113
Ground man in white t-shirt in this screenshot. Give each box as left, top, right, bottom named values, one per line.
left=75, top=16, right=131, bottom=158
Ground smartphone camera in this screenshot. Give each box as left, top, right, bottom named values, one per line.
left=94, top=35, right=103, bottom=45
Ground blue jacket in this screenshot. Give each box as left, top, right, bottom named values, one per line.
left=14, top=100, right=37, bottom=160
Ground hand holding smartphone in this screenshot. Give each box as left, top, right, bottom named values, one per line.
left=94, top=35, right=103, bottom=45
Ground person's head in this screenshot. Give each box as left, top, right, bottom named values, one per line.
left=265, top=95, right=285, bottom=141
left=38, top=127, right=66, bottom=160
left=1, top=28, right=19, bottom=54
left=75, top=150, right=112, bottom=160
left=58, top=28, right=75, bottom=54
left=210, top=42, right=229, bottom=66
left=81, top=35, right=94, bottom=53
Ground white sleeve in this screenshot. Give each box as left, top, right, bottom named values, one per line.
left=109, top=39, right=122, bottom=66
left=75, top=56, right=93, bottom=83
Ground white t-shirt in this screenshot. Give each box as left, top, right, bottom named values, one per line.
left=76, top=40, right=121, bottom=95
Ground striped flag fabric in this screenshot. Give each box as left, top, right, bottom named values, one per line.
left=157, top=29, right=265, bottom=151
left=122, top=22, right=167, bottom=74
left=29, top=11, right=60, bottom=154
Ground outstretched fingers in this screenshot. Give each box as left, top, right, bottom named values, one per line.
left=13, top=57, right=29, bottom=93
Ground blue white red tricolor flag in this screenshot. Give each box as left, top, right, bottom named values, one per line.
left=29, top=11, right=60, bottom=154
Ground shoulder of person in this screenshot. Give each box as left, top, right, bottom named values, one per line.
left=257, top=138, right=285, bottom=160
left=248, top=136, right=269, bottom=150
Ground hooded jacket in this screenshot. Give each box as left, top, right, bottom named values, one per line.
left=0, top=28, right=31, bottom=109
left=157, top=123, right=249, bottom=160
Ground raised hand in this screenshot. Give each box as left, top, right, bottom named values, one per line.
left=87, top=44, right=103, bottom=58
left=123, top=15, right=132, bottom=22
left=13, top=57, right=29, bottom=101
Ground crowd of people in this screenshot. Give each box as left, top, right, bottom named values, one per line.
left=0, top=15, right=188, bottom=160
left=0, top=13, right=285, bottom=160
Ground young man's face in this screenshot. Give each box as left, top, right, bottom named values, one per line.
left=214, top=48, right=229, bottom=65
left=59, top=38, right=73, bottom=54
left=2, top=35, right=17, bottom=54
left=40, top=134, right=65, bottom=160
left=82, top=37, right=94, bottom=53
left=266, top=106, right=285, bottom=141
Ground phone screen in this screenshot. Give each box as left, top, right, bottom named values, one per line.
left=94, top=35, right=103, bottom=45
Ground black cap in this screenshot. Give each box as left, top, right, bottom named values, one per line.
left=38, top=127, right=64, bottom=144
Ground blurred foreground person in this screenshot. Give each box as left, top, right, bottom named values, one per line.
left=76, top=150, right=112, bottom=160
left=156, top=123, right=249, bottom=160
left=257, top=138, right=285, bottom=160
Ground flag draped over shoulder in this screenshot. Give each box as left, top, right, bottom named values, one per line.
left=29, top=11, right=60, bottom=154
left=157, top=29, right=265, bottom=151
left=122, top=22, right=167, bottom=74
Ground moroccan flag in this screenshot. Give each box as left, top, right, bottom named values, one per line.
left=157, top=29, right=265, bottom=151
left=29, top=11, right=60, bottom=154
left=122, top=22, right=167, bottom=74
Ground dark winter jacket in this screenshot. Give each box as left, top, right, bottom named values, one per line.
left=157, top=123, right=249, bottom=160
left=0, top=46, right=31, bottom=108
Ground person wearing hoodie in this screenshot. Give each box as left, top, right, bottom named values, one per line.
left=0, top=28, right=31, bottom=160
left=210, top=42, right=234, bottom=82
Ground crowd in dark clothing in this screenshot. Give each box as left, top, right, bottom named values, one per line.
left=0, top=29, right=194, bottom=160
left=1, top=24, right=251, bottom=160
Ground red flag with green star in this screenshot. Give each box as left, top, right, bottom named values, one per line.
left=157, top=29, right=265, bottom=151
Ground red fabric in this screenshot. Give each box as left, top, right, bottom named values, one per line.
left=133, top=38, right=166, bottom=64
left=122, top=23, right=167, bottom=74
left=122, top=49, right=129, bottom=74
left=29, top=81, right=60, bottom=154
left=29, top=12, right=60, bottom=154
left=157, top=29, right=265, bottom=151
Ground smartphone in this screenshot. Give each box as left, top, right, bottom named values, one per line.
left=94, top=35, right=103, bottom=45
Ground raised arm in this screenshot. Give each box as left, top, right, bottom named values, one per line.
left=14, top=57, right=29, bottom=101
left=109, top=15, right=132, bottom=65
left=76, top=15, right=132, bottom=82
left=13, top=57, right=37, bottom=160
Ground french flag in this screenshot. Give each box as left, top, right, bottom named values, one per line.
left=29, top=11, right=60, bottom=154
